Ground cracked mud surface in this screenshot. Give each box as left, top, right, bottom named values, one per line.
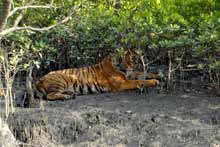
left=6, top=91, right=220, bottom=147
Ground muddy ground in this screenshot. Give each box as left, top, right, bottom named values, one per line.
left=3, top=88, right=220, bottom=147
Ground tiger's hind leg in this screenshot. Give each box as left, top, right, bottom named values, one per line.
left=46, top=90, right=75, bottom=100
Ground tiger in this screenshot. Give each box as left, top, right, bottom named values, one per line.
left=34, top=50, right=162, bottom=100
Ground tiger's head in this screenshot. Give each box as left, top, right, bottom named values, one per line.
left=121, top=50, right=140, bottom=70
left=110, top=49, right=140, bottom=74
left=109, top=49, right=164, bottom=81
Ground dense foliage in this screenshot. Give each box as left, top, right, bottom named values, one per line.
left=1, top=0, right=220, bottom=80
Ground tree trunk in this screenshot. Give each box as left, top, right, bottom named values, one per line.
left=0, top=0, right=11, bottom=32
left=25, top=65, right=35, bottom=107
left=167, top=50, right=172, bottom=90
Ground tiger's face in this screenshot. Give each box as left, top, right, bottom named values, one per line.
left=111, top=49, right=140, bottom=76
left=121, top=50, right=140, bottom=70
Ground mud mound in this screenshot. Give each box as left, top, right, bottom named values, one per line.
left=5, top=92, right=220, bottom=146
left=8, top=108, right=85, bottom=146
left=0, top=118, right=18, bottom=147
left=8, top=102, right=220, bottom=147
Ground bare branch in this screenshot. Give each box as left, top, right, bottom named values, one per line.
left=50, top=0, right=55, bottom=5
left=145, top=56, right=160, bottom=67
left=8, top=5, right=57, bottom=17
left=171, top=51, right=185, bottom=73
left=13, top=12, right=24, bottom=27
left=13, top=0, right=34, bottom=27
left=0, top=16, right=71, bottom=37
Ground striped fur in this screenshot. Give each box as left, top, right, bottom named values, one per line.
left=35, top=51, right=160, bottom=100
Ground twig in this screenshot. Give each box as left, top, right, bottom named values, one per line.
left=140, top=55, right=159, bottom=94
left=180, top=68, right=200, bottom=72
left=170, top=50, right=185, bottom=73
left=8, top=5, right=57, bottom=17
left=13, top=0, right=34, bottom=27
left=0, top=15, right=71, bottom=37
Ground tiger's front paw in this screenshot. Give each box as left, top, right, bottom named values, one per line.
left=141, top=79, right=160, bottom=88
left=149, top=79, right=160, bottom=86
left=155, top=79, right=160, bottom=85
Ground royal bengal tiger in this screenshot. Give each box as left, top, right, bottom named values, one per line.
left=34, top=50, right=162, bottom=100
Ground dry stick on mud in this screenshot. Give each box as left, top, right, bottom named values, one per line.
left=208, top=69, right=220, bottom=96
left=167, top=50, right=185, bottom=91
left=26, top=64, right=35, bottom=107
